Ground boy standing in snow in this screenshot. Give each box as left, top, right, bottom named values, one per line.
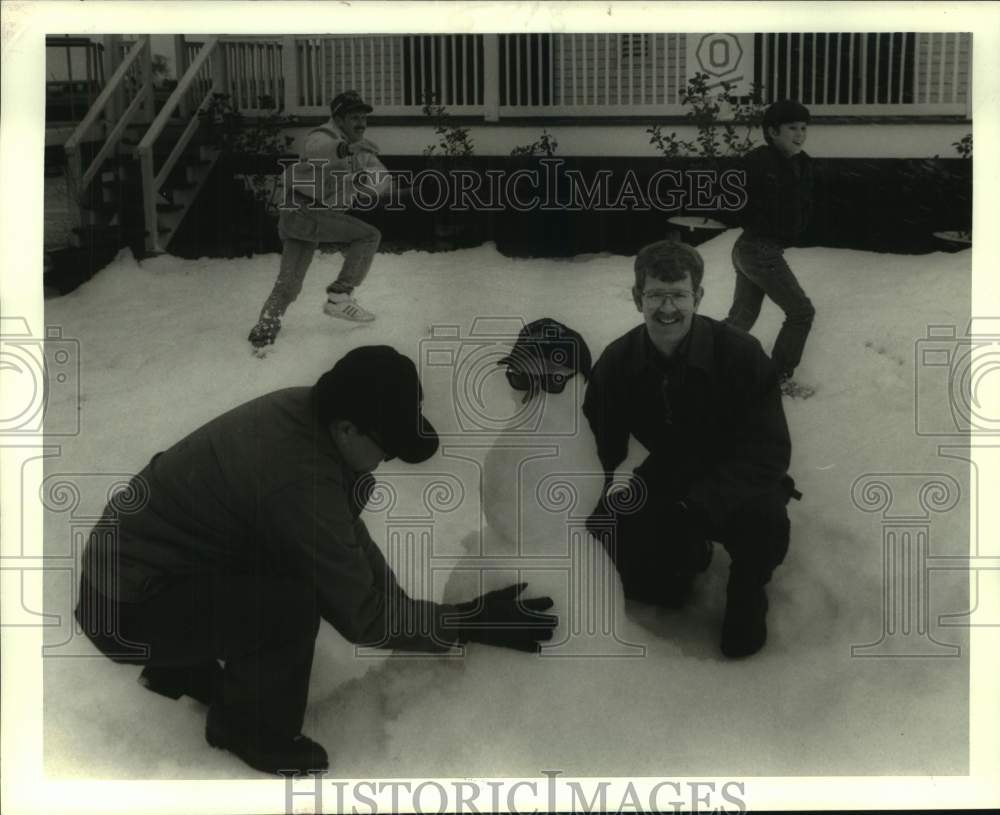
left=583, top=241, right=796, bottom=658
left=75, top=346, right=556, bottom=775
left=248, top=91, right=390, bottom=352
left=725, top=100, right=815, bottom=397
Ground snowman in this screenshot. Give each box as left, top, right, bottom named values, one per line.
left=444, top=319, right=645, bottom=655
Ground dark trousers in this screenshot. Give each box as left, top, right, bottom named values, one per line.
left=75, top=573, right=320, bottom=740
left=726, top=233, right=815, bottom=378
left=589, top=475, right=791, bottom=605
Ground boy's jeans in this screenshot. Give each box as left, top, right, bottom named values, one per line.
left=726, top=233, right=815, bottom=378
left=257, top=205, right=382, bottom=321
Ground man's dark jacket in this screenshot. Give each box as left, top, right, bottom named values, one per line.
left=582, top=316, right=791, bottom=523
left=80, top=387, right=459, bottom=651
left=740, top=143, right=814, bottom=246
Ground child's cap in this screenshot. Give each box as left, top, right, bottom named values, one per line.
left=497, top=318, right=593, bottom=380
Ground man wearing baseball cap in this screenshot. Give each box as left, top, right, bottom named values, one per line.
left=75, top=345, right=557, bottom=775
left=248, top=90, right=392, bottom=352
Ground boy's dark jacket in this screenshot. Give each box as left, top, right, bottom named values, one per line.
left=739, top=143, right=814, bottom=246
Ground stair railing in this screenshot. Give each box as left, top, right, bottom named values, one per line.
left=136, top=36, right=222, bottom=253
left=64, top=35, right=153, bottom=232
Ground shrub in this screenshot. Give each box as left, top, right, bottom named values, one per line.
left=421, top=96, right=475, bottom=157
left=647, top=73, right=767, bottom=159
left=510, top=129, right=558, bottom=158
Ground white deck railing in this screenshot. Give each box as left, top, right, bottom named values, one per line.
left=111, top=33, right=970, bottom=121
left=758, top=32, right=970, bottom=116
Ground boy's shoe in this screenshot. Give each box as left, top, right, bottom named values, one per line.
left=720, top=579, right=769, bottom=658
left=323, top=292, right=375, bottom=323
left=139, top=662, right=221, bottom=706
left=248, top=314, right=281, bottom=350
left=778, top=375, right=815, bottom=399
left=205, top=705, right=329, bottom=775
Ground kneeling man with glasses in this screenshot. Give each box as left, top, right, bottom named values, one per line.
left=583, top=240, right=799, bottom=658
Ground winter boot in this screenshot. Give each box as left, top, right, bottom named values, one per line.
left=323, top=292, right=375, bottom=323
left=139, top=662, right=222, bottom=706
left=248, top=314, right=281, bottom=350
left=720, top=573, right=769, bottom=658
left=205, top=704, right=329, bottom=775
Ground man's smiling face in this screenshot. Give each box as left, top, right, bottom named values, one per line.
left=633, top=271, right=703, bottom=357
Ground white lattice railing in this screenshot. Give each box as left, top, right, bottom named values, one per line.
left=500, top=33, right=688, bottom=115
left=118, top=33, right=971, bottom=120
left=758, top=32, right=970, bottom=115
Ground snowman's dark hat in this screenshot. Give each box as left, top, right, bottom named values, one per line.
left=497, top=318, right=593, bottom=380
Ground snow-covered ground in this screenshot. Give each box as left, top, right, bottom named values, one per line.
left=40, top=234, right=972, bottom=779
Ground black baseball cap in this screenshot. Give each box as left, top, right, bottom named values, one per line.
left=497, top=318, right=592, bottom=380
left=331, top=90, right=374, bottom=118
left=314, top=346, right=438, bottom=463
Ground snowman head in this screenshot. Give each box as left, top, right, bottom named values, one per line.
left=497, top=318, right=592, bottom=405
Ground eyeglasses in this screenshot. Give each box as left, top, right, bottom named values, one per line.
left=641, top=289, right=695, bottom=308
left=505, top=368, right=576, bottom=396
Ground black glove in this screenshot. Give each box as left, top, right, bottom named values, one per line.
left=446, top=583, right=557, bottom=653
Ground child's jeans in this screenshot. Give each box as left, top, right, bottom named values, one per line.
left=726, top=233, right=815, bottom=378
left=257, top=205, right=381, bottom=321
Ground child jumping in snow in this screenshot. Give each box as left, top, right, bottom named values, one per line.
left=248, top=90, right=390, bottom=353
left=725, top=100, right=816, bottom=398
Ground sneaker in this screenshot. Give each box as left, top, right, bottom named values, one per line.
left=205, top=705, right=329, bottom=775
left=720, top=580, right=769, bottom=658
left=323, top=292, right=375, bottom=323
left=139, top=662, right=221, bottom=706
left=248, top=314, right=281, bottom=350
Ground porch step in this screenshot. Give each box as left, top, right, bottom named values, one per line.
left=81, top=202, right=120, bottom=218
left=71, top=224, right=123, bottom=248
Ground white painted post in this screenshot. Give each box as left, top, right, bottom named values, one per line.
left=140, top=35, right=153, bottom=124
left=483, top=34, right=499, bottom=121
left=65, top=145, right=84, bottom=238
left=213, top=40, right=230, bottom=99
left=173, top=35, right=189, bottom=118
left=102, top=35, right=124, bottom=122
left=139, top=146, right=159, bottom=253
